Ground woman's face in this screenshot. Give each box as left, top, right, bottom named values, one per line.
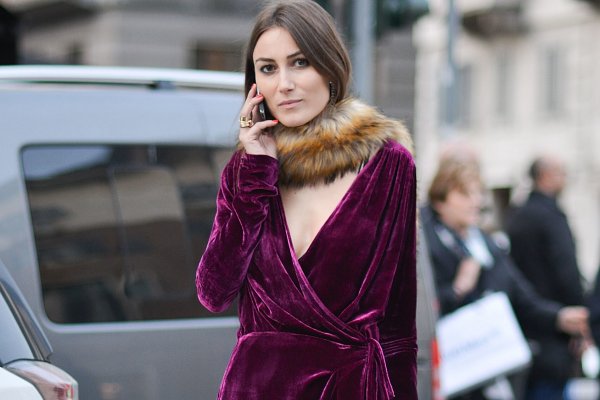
left=253, top=27, right=330, bottom=127
left=434, top=181, right=483, bottom=235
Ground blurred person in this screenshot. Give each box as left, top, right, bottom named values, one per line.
left=588, top=262, right=600, bottom=339
left=507, top=155, right=586, bottom=400
left=421, top=158, right=589, bottom=400
left=195, top=1, right=418, bottom=399
left=587, top=263, right=600, bottom=360
left=435, top=138, right=497, bottom=232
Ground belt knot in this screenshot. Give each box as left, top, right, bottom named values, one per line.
left=366, top=338, right=394, bottom=399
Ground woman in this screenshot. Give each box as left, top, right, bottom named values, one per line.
left=195, top=1, right=417, bottom=399
left=421, top=157, right=589, bottom=400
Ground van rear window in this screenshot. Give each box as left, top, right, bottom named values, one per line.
left=21, top=144, right=236, bottom=323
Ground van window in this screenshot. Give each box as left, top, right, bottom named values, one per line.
left=21, top=144, right=235, bottom=323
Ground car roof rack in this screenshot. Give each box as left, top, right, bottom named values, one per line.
left=0, top=65, right=244, bottom=90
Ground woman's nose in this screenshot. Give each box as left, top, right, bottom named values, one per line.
left=278, top=69, right=295, bottom=92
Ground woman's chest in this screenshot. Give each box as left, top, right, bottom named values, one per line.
left=280, top=172, right=358, bottom=259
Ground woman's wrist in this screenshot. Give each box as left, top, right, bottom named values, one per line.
left=243, top=145, right=277, bottom=159
left=238, top=153, right=279, bottom=190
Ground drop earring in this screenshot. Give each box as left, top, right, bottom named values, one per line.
left=329, top=81, right=337, bottom=105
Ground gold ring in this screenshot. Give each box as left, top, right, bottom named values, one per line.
left=240, top=116, right=253, bottom=128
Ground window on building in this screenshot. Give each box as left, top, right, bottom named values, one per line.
left=21, top=144, right=235, bottom=323
left=189, top=43, right=242, bottom=72
left=495, top=54, right=512, bottom=123
left=438, top=78, right=448, bottom=128
left=440, top=64, right=472, bottom=129
left=456, top=65, right=473, bottom=127
left=541, top=47, right=565, bottom=117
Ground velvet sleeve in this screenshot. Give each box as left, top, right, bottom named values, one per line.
left=378, top=152, right=418, bottom=399
left=196, top=151, right=279, bottom=312
left=379, top=156, right=417, bottom=338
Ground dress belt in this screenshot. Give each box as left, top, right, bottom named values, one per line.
left=236, top=331, right=413, bottom=399
left=366, top=338, right=395, bottom=400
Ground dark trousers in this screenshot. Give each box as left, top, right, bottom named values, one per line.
left=526, top=380, right=565, bottom=400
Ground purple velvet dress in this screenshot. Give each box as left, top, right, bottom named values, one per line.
left=196, top=140, right=417, bottom=399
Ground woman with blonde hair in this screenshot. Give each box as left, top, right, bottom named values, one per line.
left=196, top=1, right=417, bottom=398
left=421, top=157, right=588, bottom=400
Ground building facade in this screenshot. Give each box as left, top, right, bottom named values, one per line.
left=7, top=0, right=256, bottom=70
left=414, top=0, right=600, bottom=280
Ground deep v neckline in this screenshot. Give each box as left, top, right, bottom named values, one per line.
left=278, top=145, right=383, bottom=263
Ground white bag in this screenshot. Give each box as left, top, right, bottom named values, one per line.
left=436, top=292, right=532, bottom=397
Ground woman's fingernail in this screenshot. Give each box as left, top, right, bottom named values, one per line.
left=273, top=119, right=278, bottom=124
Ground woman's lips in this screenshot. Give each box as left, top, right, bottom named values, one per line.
left=278, top=99, right=302, bottom=109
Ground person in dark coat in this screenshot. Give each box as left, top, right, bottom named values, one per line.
left=507, top=155, right=586, bottom=400
left=587, top=265, right=600, bottom=386
left=422, top=158, right=589, bottom=400
left=588, top=266, right=600, bottom=349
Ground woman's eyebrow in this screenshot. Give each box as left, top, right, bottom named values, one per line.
left=255, top=51, right=303, bottom=64
left=286, top=50, right=303, bottom=59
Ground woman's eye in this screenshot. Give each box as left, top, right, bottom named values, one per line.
left=294, top=58, right=309, bottom=67
left=259, top=65, right=275, bottom=74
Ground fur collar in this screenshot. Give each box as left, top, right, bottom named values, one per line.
left=274, top=97, right=412, bottom=187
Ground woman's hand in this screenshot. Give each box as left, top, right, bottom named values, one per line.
left=557, top=306, right=589, bottom=336
left=452, top=257, right=481, bottom=299
left=239, top=83, right=279, bottom=158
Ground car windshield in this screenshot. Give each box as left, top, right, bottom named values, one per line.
left=0, top=286, right=34, bottom=365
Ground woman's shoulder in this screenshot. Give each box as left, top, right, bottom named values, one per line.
left=374, top=112, right=414, bottom=166
left=380, top=139, right=415, bottom=171
left=384, top=139, right=413, bottom=158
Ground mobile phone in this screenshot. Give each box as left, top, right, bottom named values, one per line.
left=256, top=86, right=267, bottom=121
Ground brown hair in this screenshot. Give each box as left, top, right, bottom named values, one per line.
left=428, top=158, right=481, bottom=205
left=243, top=0, right=352, bottom=114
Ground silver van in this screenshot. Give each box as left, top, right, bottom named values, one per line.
left=0, top=65, right=438, bottom=400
